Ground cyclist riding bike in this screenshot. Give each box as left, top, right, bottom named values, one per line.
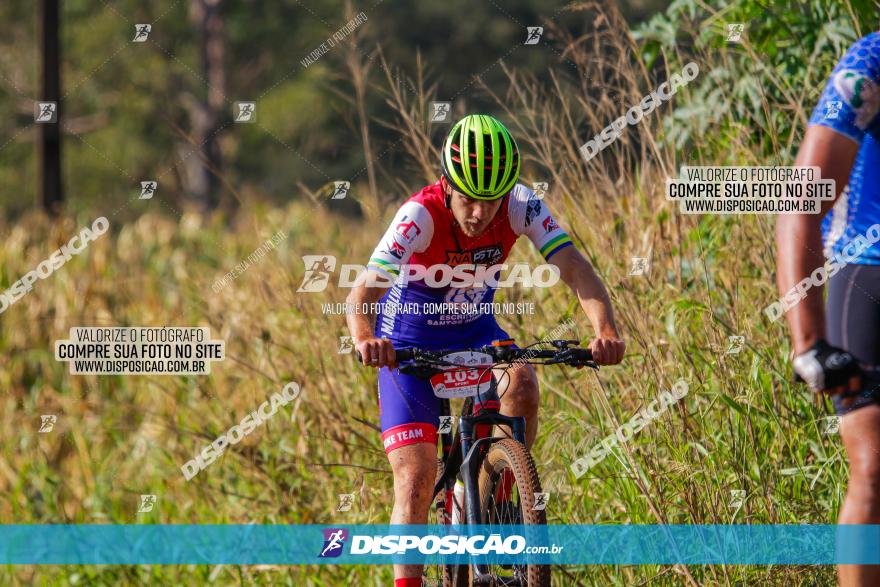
left=775, top=32, right=880, bottom=587
left=345, top=114, right=625, bottom=587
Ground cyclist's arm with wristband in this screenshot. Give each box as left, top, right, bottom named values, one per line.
left=510, top=187, right=624, bottom=365
left=777, top=129, right=860, bottom=393
left=345, top=201, right=434, bottom=368
left=777, top=36, right=880, bottom=392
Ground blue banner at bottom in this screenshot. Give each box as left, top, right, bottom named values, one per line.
left=1, top=524, right=878, bottom=565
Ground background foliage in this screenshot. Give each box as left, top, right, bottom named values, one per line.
left=1, top=0, right=879, bottom=584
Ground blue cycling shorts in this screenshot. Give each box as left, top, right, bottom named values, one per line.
left=377, top=320, right=513, bottom=454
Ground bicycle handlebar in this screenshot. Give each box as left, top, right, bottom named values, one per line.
left=356, top=339, right=595, bottom=371
left=355, top=340, right=598, bottom=383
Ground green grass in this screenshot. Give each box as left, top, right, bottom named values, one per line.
left=0, top=1, right=861, bottom=584
left=0, top=197, right=843, bottom=585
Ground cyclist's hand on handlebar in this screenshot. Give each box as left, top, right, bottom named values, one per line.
left=793, top=338, right=861, bottom=395
left=355, top=336, right=398, bottom=369
left=589, top=336, right=625, bottom=366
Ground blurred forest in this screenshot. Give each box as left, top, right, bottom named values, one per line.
left=3, top=0, right=874, bottom=221
left=0, top=0, right=670, bottom=219
left=2, top=1, right=880, bottom=584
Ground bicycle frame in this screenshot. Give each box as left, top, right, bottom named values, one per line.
left=436, top=369, right=528, bottom=584
left=394, top=340, right=593, bottom=585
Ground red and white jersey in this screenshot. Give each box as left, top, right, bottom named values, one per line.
left=367, top=179, right=573, bottom=282
left=364, top=180, right=575, bottom=339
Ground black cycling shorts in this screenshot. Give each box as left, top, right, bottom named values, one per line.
left=826, top=263, right=880, bottom=415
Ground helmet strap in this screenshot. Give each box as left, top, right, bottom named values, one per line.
left=440, top=176, right=452, bottom=209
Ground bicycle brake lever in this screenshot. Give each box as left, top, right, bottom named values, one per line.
left=398, top=363, right=442, bottom=379
left=559, top=355, right=599, bottom=369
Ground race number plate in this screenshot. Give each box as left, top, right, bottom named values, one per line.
left=429, top=351, right=494, bottom=398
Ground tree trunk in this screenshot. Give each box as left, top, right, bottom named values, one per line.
left=184, top=0, right=225, bottom=212
left=39, top=0, right=62, bottom=215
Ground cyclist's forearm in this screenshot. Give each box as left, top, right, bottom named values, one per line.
left=774, top=127, right=858, bottom=355
left=345, top=284, right=383, bottom=342
left=775, top=214, right=826, bottom=355
left=576, top=280, right=620, bottom=338
left=557, top=251, right=620, bottom=337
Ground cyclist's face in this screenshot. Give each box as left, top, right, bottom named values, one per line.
left=445, top=182, right=504, bottom=237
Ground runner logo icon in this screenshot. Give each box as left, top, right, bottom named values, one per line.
left=319, top=528, right=349, bottom=558
left=298, top=256, right=337, bottom=292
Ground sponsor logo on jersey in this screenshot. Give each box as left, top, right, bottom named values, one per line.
left=383, top=239, right=407, bottom=260
left=833, top=69, right=880, bottom=129
left=395, top=216, right=422, bottom=243
left=445, top=245, right=503, bottom=267
left=525, top=199, right=542, bottom=226
left=542, top=217, right=559, bottom=233
left=445, top=286, right=489, bottom=304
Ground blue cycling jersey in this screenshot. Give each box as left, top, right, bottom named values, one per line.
left=808, top=32, right=880, bottom=263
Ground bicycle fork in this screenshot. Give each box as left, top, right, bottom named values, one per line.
left=459, top=406, right=527, bottom=585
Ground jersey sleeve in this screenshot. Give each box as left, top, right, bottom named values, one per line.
left=808, top=33, right=880, bottom=143
left=507, top=184, right=574, bottom=261
left=366, top=200, right=434, bottom=279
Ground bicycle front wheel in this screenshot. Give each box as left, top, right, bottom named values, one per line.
left=422, top=458, right=468, bottom=587
left=476, top=438, right=550, bottom=586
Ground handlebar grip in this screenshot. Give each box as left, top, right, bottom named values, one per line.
left=355, top=347, right=412, bottom=364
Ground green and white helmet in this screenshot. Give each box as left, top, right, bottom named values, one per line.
left=441, top=114, right=520, bottom=200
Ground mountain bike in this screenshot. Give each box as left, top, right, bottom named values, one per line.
left=391, top=339, right=597, bottom=587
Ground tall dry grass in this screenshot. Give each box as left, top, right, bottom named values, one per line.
left=0, top=1, right=845, bottom=585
